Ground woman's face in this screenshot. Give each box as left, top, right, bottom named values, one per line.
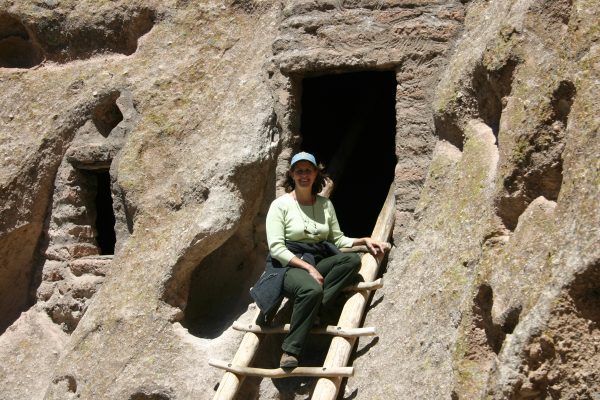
left=291, top=161, right=318, bottom=190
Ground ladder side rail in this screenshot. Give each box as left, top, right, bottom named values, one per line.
left=213, top=311, right=261, bottom=400
left=312, top=184, right=395, bottom=400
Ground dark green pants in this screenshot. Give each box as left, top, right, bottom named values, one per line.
left=281, top=252, right=361, bottom=356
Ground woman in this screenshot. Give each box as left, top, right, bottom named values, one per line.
left=250, top=152, right=387, bottom=368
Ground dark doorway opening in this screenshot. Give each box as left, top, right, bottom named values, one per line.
left=94, top=170, right=116, bottom=255
left=300, top=71, right=397, bottom=237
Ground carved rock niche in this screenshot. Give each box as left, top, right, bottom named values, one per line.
left=36, top=91, right=135, bottom=332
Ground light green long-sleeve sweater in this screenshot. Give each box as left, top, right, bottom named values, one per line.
left=266, top=193, right=354, bottom=266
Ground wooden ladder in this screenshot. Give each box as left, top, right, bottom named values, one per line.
left=210, top=184, right=395, bottom=399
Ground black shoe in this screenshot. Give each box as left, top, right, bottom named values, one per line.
left=280, top=352, right=298, bottom=368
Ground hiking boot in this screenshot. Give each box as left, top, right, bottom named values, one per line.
left=280, top=352, right=298, bottom=368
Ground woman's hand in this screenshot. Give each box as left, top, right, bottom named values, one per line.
left=288, top=256, right=324, bottom=286
left=306, top=265, right=324, bottom=286
left=355, top=237, right=388, bottom=256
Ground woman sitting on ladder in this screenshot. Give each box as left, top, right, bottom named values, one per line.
left=250, top=151, right=387, bottom=368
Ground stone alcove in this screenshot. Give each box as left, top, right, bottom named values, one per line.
left=0, top=12, right=43, bottom=69
left=35, top=90, right=136, bottom=332
left=0, top=7, right=156, bottom=68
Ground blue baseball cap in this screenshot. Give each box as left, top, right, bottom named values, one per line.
left=290, top=151, right=317, bottom=167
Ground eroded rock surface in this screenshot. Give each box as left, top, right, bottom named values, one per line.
left=0, top=0, right=598, bottom=399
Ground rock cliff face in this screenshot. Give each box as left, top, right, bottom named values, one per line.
left=0, top=0, right=597, bottom=399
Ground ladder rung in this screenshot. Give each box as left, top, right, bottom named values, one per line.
left=232, top=322, right=376, bottom=337
left=209, top=359, right=354, bottom=378
left=343, top=278, right=383, bottom=292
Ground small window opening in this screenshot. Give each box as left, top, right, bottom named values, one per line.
left=93, top=170, right=116, bottom=255
left=300, top=71, right=397, bottom=237
left=92, top=93, right=124, bottom=137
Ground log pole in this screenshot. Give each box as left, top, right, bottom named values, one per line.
left=312, top=184, right=395, bottom=400
left=213, top=311, right=261, bottom=400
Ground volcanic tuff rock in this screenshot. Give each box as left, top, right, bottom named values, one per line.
left=1, top=1, right=279, bottom=398
left=0, top=0, right=598, bottom=399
